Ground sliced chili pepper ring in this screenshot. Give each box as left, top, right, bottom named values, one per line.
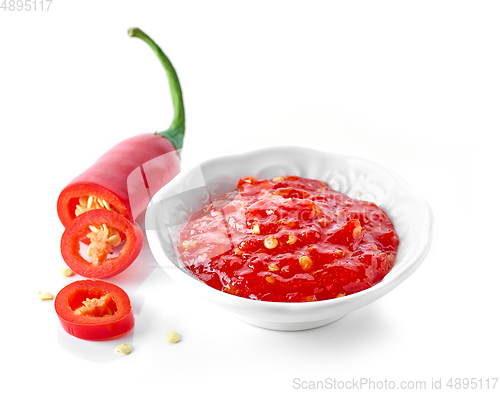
left=57, top=182, right=131, bottom=229
left=55, top=280, right=134, bottom=341
left=61, top=209, right=143, bottom=278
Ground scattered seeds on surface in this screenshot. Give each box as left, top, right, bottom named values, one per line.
left=167, top=331, right=181, bottom=343
left=39, top=292, right=53, bottom=300
left=60, top=267, right=74, bottom=277
left=115, top=344, right=132, bottom=354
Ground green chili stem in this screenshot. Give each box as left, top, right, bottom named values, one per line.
left=128, top=28, right=185, bottom=151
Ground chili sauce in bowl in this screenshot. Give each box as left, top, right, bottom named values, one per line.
left=177, top=176, right=399, bottom=302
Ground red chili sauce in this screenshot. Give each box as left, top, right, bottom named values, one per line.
left=177, top=176, right=399, bottom=302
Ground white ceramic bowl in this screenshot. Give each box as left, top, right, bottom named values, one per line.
left=145, top=146, right=433, bottom=331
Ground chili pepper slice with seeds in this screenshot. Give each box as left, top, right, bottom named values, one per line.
left=57, top=28, right=185, bottom=227
left=55, top=279, right=134, bottom=340
left=61, top=209, right=143, bottom=278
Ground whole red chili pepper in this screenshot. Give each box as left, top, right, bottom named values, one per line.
left=57, top=28, right=185, bottom=227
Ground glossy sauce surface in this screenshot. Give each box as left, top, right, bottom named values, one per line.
left=177, top=176, right=399, bottom=302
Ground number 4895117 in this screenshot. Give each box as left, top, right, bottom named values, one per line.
left=1, top=0, right=53, bottom=11
left=446, top=378, right=498, bottom=390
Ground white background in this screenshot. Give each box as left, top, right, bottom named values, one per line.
left=1, top=1, right=499, bottom=392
